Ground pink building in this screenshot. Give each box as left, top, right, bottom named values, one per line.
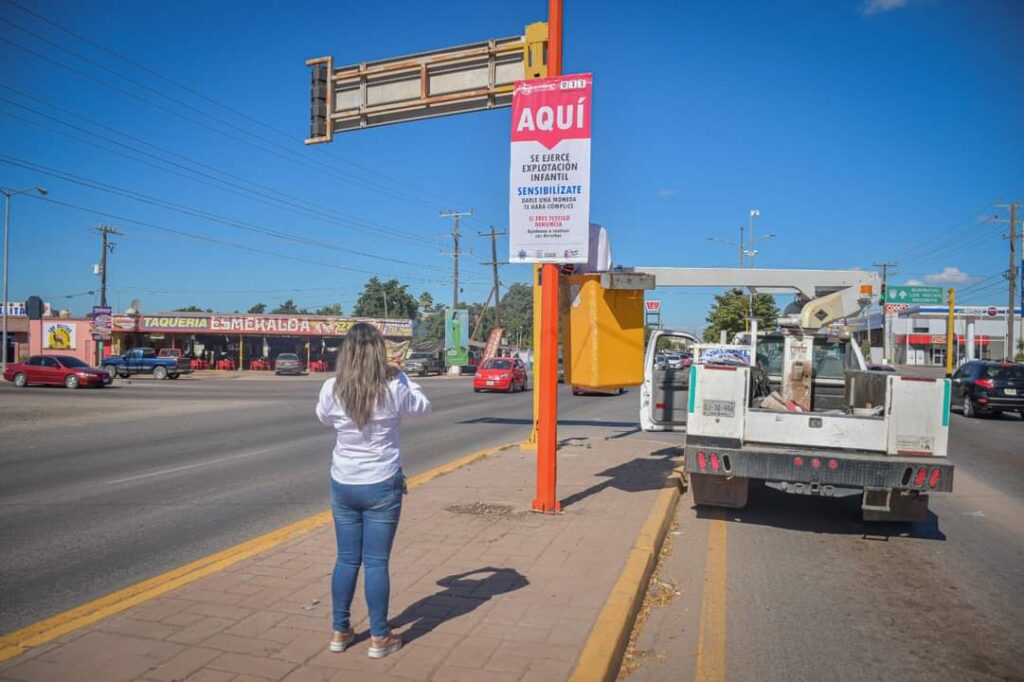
left=26, top=318, right=101, bottom=365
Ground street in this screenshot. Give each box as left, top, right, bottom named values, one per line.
left=0, top=374, right=639, bottom=634
left=625, top=407, right=1024, bottom=682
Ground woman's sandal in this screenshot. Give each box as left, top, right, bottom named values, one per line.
left=367, top=632, right=403, bottom=659
left=329, top=629, right=356, bottom=653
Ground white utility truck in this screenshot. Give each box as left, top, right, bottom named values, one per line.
left=605, top=268, right=954, bottom=522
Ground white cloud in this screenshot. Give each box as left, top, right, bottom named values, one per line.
left=657, top=188, right=678, bottom=198
left=921, top=267, right=980, bottom=286
left=905, top=278, right=924, bottom=286
left=862, top=0, right=913, bottom=15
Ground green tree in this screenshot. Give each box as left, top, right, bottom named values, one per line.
left=703, top=289, right=779, bottom=343
left=174, top=305, right=205, bottom=312
left=247, top=303, right=267, bottom=314
left=494, top=282, right=533, bottom=345
left=271, top=299, right=310, bottom=315
left=314, top=303, right=344, bottom=316
left=418, top=291, right=434, bottom=314
left=353, top=277, right=419, bottom=319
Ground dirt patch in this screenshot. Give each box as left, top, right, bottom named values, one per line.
left=445, top=502, right=516, bottom=517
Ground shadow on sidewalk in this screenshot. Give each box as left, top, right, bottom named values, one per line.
left=458, top=416, right=639, bottom=428
left=390, top=567, right=528, bottom=643
left=560, top=447, right=682, bottom=509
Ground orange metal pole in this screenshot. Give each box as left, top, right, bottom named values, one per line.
left=532, top=0, right=563, bottom=514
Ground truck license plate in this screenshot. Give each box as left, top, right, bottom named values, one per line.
left=703, top=399, right=735, bottom=418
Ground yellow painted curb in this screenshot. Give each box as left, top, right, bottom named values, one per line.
left=570, top=468, right=684, bottom=682
left=0, top=441, right=514, bottom=663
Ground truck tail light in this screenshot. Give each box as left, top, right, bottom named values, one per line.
left=810, top=458, right=821, bottom=469
left=793, top=456, right=804, bottom=467
left=828, top=459, right=839, bottom=470
left=914, top=468, right=927, bottom=487
left=697, top=451, right=707, bottom=471
left=974, top=378, right=994, bottom=389
left=710, top=453, right=720, bottom=472
left=928, top=468, right=941, bottom=489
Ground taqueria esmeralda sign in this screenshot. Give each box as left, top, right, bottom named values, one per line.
left=137, top=314, right=413, bottom=338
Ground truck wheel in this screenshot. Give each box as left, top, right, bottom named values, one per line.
left=103, top=365, right=118, bottom=379
left=153, top=366, right=169, bottom=380
left=65, top=375, right=80, bottom=389
left=690, top=473, right=749, bottom=509
left=13, top=372, right=28, bottom=388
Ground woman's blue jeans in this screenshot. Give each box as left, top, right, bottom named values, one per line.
left=330, top=471, right=404, bottom=637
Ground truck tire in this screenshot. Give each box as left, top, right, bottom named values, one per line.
left=153, top=366, right=169, bottom=380
left=13, top=372, right=28, bottom=388
left=690, top=474, right=749, bottom=509
left=103, top=365, right=118, bottom=379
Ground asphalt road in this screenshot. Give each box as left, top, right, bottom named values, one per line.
left=625, top=406, right=1024, bottom=682
left=0, top=373, right=639, bottom=634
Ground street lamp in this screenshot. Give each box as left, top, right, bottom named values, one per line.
left=706, top=227, right=746, bottom=268
left=2, top=185, right=48, bottom=376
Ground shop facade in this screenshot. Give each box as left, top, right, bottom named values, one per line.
left=22, top=318, right=99, bottom=365
left=892, top=305, right=1022, bottom=366
left=110, top=312, right=413, bottom=369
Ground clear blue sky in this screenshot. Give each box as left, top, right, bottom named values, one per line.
left=1, top=0, right=1022, bottom=331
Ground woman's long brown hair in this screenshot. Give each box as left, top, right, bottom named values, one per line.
left=332, top=323, right=397, bottom=429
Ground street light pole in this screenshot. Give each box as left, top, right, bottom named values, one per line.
left=2, top=186, right=47, bottom=376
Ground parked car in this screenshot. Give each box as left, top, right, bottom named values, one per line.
left=951, top=360, right=1024, bottom=418
left=4, top=355, right=112, bottom=389
left=404, top=351, right=444, bottom=376
left=472, top=357, right=528, bottom=393
left=274, top=353, right=305, bottom=375
left=103, top=347, right=191, bottom=379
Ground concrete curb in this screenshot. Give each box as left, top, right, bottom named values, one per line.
left=570, top=467, right=686, bottom=682
left=0, top=441, right=515, bottom=663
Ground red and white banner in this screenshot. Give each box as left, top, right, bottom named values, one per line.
left=508, top=73, right=592, bottom=264
left=645, top=300, right=662, bottom=313
left=483, top=327, right=504, bottom=360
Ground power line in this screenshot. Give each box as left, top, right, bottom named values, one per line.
left=24, top=193, right=456, bottom=285
left=3, top=0, right=479, bottom=212
left=0, top=154, right=459, bottom=275
left=0, top=85, right=445, bottom=247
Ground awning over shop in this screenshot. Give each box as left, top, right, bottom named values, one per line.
left=124, top=313, right=413, bottom=338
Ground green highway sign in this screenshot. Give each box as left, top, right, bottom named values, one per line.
left=885, top=285, right=945, bottom=305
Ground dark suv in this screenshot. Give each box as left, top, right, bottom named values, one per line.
left=951, top=361, right=1024, bottom=418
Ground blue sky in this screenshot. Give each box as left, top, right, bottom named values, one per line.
left=1, top=0, right=1021, bottom=331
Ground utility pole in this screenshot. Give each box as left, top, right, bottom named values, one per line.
left=440, top=209, right=473, bottom=309
left=479, top=226, right=507, bottom=329
left=91, top=225, right=122, bottom=307
left=874, top=261, right=898, bottom=363
left=997, top=203, right=1020, bottom=360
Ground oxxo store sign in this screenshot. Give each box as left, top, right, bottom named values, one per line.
left=137, top=314, right=413, bottom=338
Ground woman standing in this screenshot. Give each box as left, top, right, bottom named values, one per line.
left=315, top=323, right=431, bottom=658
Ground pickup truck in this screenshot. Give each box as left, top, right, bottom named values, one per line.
left=103, top=347, right=192, bottom=380
left=404, top=351, right=445, bottom=376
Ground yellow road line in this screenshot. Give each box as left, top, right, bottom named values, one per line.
left=696, top=518, right=728, bottom=682
left=0, top=441, right=513, bottom=663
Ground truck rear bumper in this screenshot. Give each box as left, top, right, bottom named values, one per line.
left=683, top=444, right=953, bottom=493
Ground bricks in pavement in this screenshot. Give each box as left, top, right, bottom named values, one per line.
left=0, top=428, right=679, bottom=682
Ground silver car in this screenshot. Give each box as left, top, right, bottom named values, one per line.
left=274, top=353, right=304, bottom=375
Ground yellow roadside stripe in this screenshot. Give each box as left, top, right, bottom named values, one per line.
left=695, top=518, right=728, bottom=682
left=0, top=441, right=512, bottom=663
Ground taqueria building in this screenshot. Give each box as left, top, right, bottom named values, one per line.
left=109, top=312, right=413, bottom=368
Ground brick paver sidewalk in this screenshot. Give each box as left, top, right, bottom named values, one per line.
left=0, top=427, right=681, bottom=682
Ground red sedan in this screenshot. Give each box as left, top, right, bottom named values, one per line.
left=3, top=355, right=112, bottom=389
left=473, top=357, right=528, bottom=393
